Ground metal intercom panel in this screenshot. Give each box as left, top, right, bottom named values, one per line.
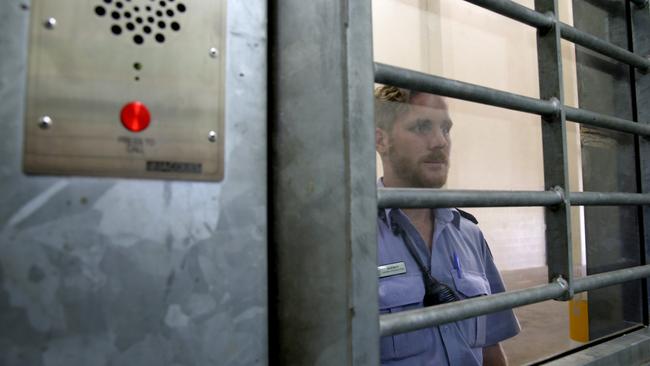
left=24, top=0, right=226, bottom=181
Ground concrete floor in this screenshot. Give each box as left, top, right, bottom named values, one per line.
left=500, top=267, right=583, bottom=365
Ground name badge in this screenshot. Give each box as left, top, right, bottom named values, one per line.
left=378, top=262, right=406, bottom=278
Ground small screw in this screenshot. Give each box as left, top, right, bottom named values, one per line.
left=38, top=116, right=53, bottom=129
left=44, top=17, right=57, bottom=29
left=208, top=47, right=219, bottom=59
left=208, top=130, right=217, bottom=142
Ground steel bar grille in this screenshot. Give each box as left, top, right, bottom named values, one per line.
left=374, top=0, right=650, bottom=336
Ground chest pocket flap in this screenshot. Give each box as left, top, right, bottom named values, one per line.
left=452, top=270, right=490, bottom=299
left=379, top=274, right=424, bottom=310
left=451, top=270, right=490, bottom=347
left=378, top=274, right=432, bottom=361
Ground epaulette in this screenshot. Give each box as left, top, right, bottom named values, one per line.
left=457, top=209, right=479, bottom=224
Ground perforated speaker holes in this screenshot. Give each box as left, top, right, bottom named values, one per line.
left=94, top=0, right=186, bottom=45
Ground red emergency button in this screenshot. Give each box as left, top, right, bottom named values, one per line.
left=120, top=101, right=151, bottom=132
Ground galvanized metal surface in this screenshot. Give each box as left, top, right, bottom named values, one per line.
left=345, top=0, right=380, bottom=364
left=269, top=0, right=378, bottom=364
left=0, top=1, right=268, bottom=365
left=535, top=0, right=573, bottom=289
left=24, top=0, right=227, bottom=181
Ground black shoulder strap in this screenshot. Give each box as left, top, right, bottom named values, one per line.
left=457, top=209, right=479, bottom=224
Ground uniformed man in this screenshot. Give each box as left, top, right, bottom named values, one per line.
left=375, top=85, right=520, bottom=365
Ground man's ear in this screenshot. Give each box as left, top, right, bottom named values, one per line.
left=376, top=128, right=389, bottom=155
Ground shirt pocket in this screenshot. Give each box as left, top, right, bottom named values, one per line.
left=379, top=275, right=433, bottom=361
left=451, top=270, right=490, bottom=348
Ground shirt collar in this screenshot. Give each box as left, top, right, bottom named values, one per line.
left=377, top=178, right=461, bottom=229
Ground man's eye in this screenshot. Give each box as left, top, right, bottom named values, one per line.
left=412, top=121, right=431, bottom=133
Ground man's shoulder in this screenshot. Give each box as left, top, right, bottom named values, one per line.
left=456, top=209, right=478, bottom=225
left=451, top=208, right=486, bottom=246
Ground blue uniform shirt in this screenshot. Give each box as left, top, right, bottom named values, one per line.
left=378, top=205, right=520, bottom=365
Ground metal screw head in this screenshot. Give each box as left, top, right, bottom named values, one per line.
left=38, top=115, right=53, bottom=129
left=208, top=130, right=217, bottom=142
left=208, top=47, right=219, bottom=59
left=44, top=17, right=57, bottom=29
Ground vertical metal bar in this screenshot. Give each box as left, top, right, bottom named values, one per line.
left=269, top=0, right=378, bottom=364
left=629, top=1, right=650, bottom=325
left=535, top=0, right=574, bottom=292
left=346, top=0, right=380, bottom=364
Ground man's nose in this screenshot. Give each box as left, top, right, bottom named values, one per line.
left=428, top=127, right=448, bottom=149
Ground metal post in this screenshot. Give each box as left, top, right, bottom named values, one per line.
left=269, top=0, right=378, bottom=364
left=629, top=0, right=650, bottom=325
left=535, top=0, right=574, bottom=291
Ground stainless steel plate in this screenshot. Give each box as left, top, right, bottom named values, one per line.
left=24, top=0, right=226, bottom=181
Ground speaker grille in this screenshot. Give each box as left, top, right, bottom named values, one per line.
left=94, top=0, right=186, bottom=45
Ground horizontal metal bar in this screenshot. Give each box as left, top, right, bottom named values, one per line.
left=559, top=22, right=650, bottom=71
left=380, top=279, right=567, bottom=336
left=375, top=63, right=650, bottom=137
left=573, top=264, right=650, bottom=293
left=378, top=189, right=650, bottom=208
left=565, top=106, right=650, bottom=136
left=380, top=265, right=650, bottom=336
left=377, top=188, right=563, bottom=208
left=464, top=0, right=649, bottom=70
left=571, top=192, right=650, bottom=206
left=374, top=63, right=558, bottom=116
left=463, top=0, right=553, bottom=29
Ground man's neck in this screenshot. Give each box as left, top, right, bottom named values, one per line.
left=382, top=174, right=437, bottom=250
left=401, top=208, right=434, bottom=251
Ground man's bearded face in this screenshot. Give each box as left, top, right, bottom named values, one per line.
left=384, top=94, right=452, bottom=189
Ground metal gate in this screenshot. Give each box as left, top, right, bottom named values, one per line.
left=271, top=0, right=650, bottom=364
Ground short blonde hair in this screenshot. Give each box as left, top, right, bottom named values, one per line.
left=374, top=85, right=447, bottom=132
left=374, top=85, right=413, bottom=131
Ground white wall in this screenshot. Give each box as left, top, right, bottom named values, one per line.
left=372, top=0, right=583, bottom=271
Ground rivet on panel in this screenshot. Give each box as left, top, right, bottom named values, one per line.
left=44, top=17, right=57, bottom=29
left=209, top=47, right=219, bottom=59
left=208, top=130, right=217, bottom=142
left=38, top=116, right=53, bottom=129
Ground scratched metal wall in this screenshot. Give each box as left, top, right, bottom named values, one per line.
left=0, top=1, right=268, bottom=365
